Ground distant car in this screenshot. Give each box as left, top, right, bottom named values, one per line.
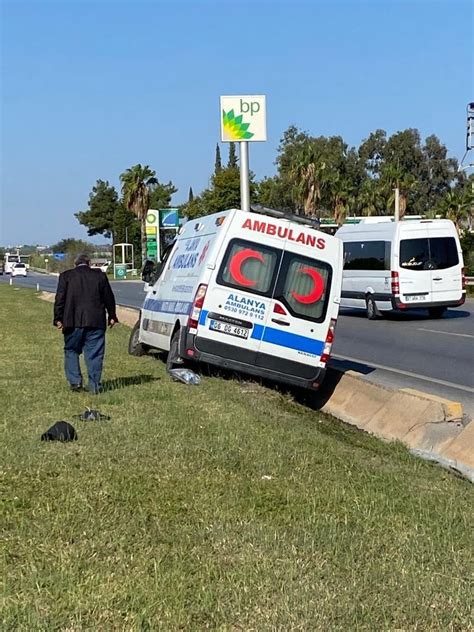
left=11, top=262, right=28, bottom=277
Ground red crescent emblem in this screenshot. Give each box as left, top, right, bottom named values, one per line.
left=291, top=266, right=325, bottom=304
left=229, top=248, right=265, bottom=287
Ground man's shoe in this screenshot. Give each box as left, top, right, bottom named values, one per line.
left=70, top=384, right=83, bottom=393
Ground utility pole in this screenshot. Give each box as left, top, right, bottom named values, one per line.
left=394, top=187, right=400, bottom=221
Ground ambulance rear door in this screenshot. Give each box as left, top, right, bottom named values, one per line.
left=255, top=226, right=339, bottom=381
left=194, top=218, right=285, bottom=365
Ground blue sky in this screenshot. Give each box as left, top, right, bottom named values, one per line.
left=1, top=0, right=472, bottom=245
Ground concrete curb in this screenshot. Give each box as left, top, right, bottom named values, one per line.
left=319, top=371, right=473, bottom=480
left=38, top=292, right=473, bottom=481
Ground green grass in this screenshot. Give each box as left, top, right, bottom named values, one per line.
left=1, top=285, right=472, bottom=630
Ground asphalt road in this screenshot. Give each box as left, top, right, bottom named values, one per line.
left=3, top=271, right=473, bottom=416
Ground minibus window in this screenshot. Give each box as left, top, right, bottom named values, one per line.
left=400, top=238, right=429, bottom=269
left=276, top=254, right=332, bottom=322
left=428, top=237, right=459, bottom=269
left=343, top=241, right=389, bottom=270
left=400, top=237, right=458, bottom=270
left=217, top=239, right=280, bottom=297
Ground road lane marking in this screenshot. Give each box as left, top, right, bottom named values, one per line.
left=417, top=328, right=474, bottom=339
left=331, top=354, right=474, bottom=394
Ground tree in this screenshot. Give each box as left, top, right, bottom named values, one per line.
left=228, top=142, right=238, bottom=168
left=182, top=166, right=257, bottom=220
left=51, top=237, right=94, bottom=254
left=358, top=129, right=387, bottom=178
left=381, top=163, right=417, bottom=219
left=202, top=166, right=256, bottom=213
left=75, top=180, right=120, bottom=238
left=416, top=135, right=459, bottom=214
left=112, top=204, right=141, bottom=254
left=183, top=195, right=206, bottom=220
left=357, top=178, right=384, bottom=216
left=436, top=189, right=472, bottom=233
left=215, top=144, right=222, bottom=174
left=50, top=238, right=95, bottom=271
left=460, top=228, right=474, bottom=275
left=188, top=187, right=194, bottom=203
left=329, top=174, right=354, bottom=226
left=120, top=164, right=158, bottom=264
left=290, top=142, right=327, bottom=215
left=257, top=176, right=293, bottom=211
left=148, top=181, right=177, bottom=211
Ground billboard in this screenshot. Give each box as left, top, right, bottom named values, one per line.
left=220, top=95, right=267, bottom=142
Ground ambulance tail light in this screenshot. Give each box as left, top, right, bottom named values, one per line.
left=320, top=318, right=337, bottom=364
left=461, top=267, right=467, bottom=290
left=188, top=284, right=208, bottom=331
left=273, top=303, right=287, bottom=315
left=391, top=271, right=400, bottom=295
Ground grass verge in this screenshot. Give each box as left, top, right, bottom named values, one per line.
left=1, top=285, right=472, bottom=630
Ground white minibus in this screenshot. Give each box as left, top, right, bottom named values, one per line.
left=336, top=219, right=466, bottom=319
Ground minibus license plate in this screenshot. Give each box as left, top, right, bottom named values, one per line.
left=209, top=319, right=249, bottom=339
left=404, top=294, right=425, bottom=302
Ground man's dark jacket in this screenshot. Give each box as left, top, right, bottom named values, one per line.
left=53, top=265, right=118, bottom=330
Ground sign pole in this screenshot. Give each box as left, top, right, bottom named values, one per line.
left=240, top=141, right=250, bottom=212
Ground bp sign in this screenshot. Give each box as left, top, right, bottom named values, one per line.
left=145, top=210, right=160, bottom=261
left=220, top=95, right=267, bottom=142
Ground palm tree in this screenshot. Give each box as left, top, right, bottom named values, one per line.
left=357, top=178, right=384, bottom=217
left=290, top=143, right=327, bottom=216
left=437, top=190, right=471, bottom=233
left=120, top=164, right=158, bottom=264
left=329, top=174, right=352, bottom=226
left=382, top=163, right=416, bottom=219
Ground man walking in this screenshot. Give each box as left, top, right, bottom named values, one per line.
left=53, top=253, right=118, bottom=393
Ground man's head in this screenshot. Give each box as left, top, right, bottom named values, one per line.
left=74, top=253, right=91, bottom=267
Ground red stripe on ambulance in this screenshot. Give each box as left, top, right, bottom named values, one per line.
left=242, top=218, right=325, bottom=250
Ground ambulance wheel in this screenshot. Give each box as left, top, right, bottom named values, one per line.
left=128, top=321, right=148, bottom=356
left=366, top=295, right=379, bottom=320
left=166, top=329, right=183, bottom=371
left=428, top=307, right=446, bottom=319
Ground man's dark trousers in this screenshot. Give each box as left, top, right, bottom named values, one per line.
left=64, top=327, right=105, bottom=393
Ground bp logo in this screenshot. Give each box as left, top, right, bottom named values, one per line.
left=222, top=109, right=254, bottom=141
left=146, top=212, right=157, bottom=224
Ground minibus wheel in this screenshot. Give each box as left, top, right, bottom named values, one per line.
left=366, top=295, right=379, bottom=320
left=128, top=321, right=148, bottom=356
left=428, top=307, right=446, bottom=319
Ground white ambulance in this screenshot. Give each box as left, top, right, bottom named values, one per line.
left=336, top=218, right=466, bottom=319
left=129, top=208, right=343, bottom=390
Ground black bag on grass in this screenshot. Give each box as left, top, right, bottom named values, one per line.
left=41, top=421, right=77, bottom=442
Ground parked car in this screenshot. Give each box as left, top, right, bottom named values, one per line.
left=11, top=262, right=28, bottom=277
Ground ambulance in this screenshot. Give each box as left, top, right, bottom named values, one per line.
left=129, top=207, right=343, bottom=390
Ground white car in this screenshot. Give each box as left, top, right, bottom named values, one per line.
left=11, top=263, right=28, bottom=277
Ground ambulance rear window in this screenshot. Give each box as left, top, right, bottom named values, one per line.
left=217, top=239, right=280, bottom=297
left=276, top=254, right=332, bottom=322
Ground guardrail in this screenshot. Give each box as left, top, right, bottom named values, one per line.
left=467, top=276, right=474, bottom=286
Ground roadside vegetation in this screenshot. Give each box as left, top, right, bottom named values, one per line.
left=1, top=286, right=473, bottom=630
left=71, top=129, right=473, bottom=271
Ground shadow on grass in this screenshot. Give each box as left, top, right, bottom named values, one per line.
left=101, top=374, right=160, bottom=392
left=151, top=352, right=394, bottom=452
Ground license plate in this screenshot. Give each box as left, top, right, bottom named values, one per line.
left=404, top=294, right=426, bottom=302
left=209, top=319, right=249, bottom=339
